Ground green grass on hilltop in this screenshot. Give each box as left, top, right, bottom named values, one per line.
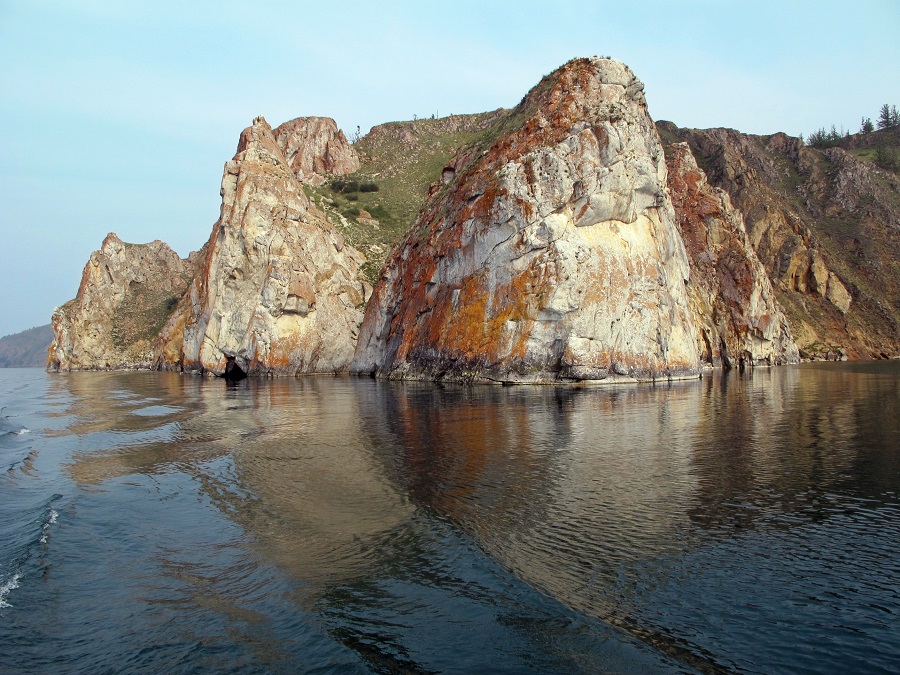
left=304, top=111, right=507, bottom=283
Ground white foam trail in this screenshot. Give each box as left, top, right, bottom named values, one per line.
left=40, top=509, right=58, bottom=543
left=0, top=573, right=21, bottom=608
left=16, top=428, right=30, bottom=435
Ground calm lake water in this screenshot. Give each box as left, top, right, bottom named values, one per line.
left=1, top=362, right=898, bottom=674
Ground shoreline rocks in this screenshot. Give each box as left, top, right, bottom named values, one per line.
left=47, top=59, right=898, bottom=380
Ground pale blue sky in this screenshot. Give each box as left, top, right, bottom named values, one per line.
left=1, top=0, right=897, bottom=337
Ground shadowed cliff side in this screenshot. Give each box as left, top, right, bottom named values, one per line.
left=666, top=142, right=799, bottom=368
left=658, top=122, right=900, bottom=360
left=352, top=57, right=701, bottom=383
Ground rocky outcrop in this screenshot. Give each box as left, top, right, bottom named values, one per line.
left=352, top=58, right=701, bottom=383
left=272, top=117, right=359, bottom=185
left=156, top=116, right=371, bottom=376
left=48, top=233, right=191, bottom=371
left=666, top=143, right=799, bottom=367
left=659, top=122, right=900, bottom=359
left=48, top=60, right=899, bottom=377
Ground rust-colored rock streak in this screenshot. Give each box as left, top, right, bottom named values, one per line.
left=156, top=116, right=371, bottom=376
left=660, top=122, right=900, bottom=360
left=352, top=58, right=700, bottom=383
left=666, top=143, right=799, bottom=367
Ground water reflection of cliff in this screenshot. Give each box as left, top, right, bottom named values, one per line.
left=57, top=362, right=900, bottom=670
left=362, top=381, right=702, bottom=622
left=59, top=365, right=898, bottom=602
left=687, top=363, right=899, bottom=530
left=361, top=363, right=900, bottom=626
left=60, top=374, right=413, bottom=584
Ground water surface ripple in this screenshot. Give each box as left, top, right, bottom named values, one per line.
left=0, top=362, right=898, bottom=673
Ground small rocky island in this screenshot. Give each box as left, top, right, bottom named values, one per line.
left=48, top=57, right=900, bottom=379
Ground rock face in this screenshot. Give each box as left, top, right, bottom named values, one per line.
left=666, top=143, right=799, bottom=367
left=47, top=61, right=898, bottom=377
left=659, top=123, right=900, bottom=359
left=156, top=116, right=371, bottom=376
left=352, top=58, right=701, bottom=383
left=272, top=117, right=359, bottom=185
left=48, top=233, right=191, bottom=371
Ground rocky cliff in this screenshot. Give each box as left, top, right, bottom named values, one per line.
left=272, top=116, right=359, bottom=185
left=666, top=143, right=799, bottom=367
left=48, top=233, right=192, bottom=371
left=351, top=58, right=702, bottom=383
left=49, top=59, right=898, bottom=378
left=155, top=116, right=371, bottom=376
left=658, top=123, right=900, bottom=359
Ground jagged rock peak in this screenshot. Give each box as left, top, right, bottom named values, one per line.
left=666, top=142, right=799, bottom=367
left=234, top=115, right=293, bottom=169
left=520, top=56, right=646, bottom=109
left=156, top=115, right=371, bottom=377
left=352, top=57, right=701, bottom=383
left=48, top=233, right=191, bottom=371
left=272, top=116, right=360, bottom=186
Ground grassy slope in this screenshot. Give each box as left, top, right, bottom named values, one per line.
left=302, top=111, right=508, bottom=283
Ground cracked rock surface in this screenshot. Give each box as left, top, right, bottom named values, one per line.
left=666, top=143, right=799, bottom=367
left=156, top=116, right=371, bottom=376
left=352, top=58, right=700, bottom=383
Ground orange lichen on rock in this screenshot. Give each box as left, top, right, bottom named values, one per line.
left=352, top=57, right=701, bottom=383
left=665, top=142, right=798, bottom=367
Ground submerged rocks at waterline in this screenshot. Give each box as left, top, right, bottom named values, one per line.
left=48, top=233, right=192, bottom=371
left=351, top=58, right=702, bottom=383
left=156, top=116, right=371, bottom=376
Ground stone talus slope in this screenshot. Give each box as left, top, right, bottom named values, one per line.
left=272, top=116, right=359, bottom=185
left=48, top=233, right=191, bottom=371
left=156, top=116, right=371, bottom=376
left=352, top=58, right=701, bottom=383
left=666, top=143, right=799, bottom=367
left=660, top=123, right=900, bottom=359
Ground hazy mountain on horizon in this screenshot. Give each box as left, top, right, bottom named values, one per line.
left=0, top=324, right=53, bottom=368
